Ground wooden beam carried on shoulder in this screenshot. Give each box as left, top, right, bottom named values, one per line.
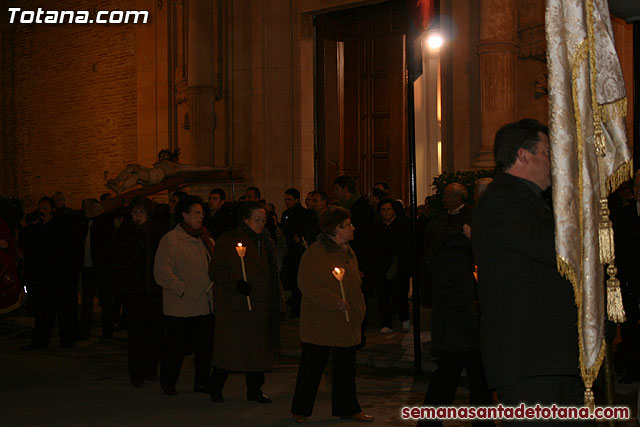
left=101, top=168, right=245, bottom=213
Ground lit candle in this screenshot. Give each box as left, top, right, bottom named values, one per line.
left=235, top=243, right=252, bottom=311
left=331, top=267, right=349, bottom=322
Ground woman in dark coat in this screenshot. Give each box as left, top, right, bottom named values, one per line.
left=209, top=201, right=280, bottom=403
left=110, top=196, right=165, bottom=387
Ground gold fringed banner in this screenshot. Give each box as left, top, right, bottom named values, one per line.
left=606, top=265, right=626, bottom=323
left=547, top=0, right=632, bottom=407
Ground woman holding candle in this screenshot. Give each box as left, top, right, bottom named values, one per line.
left=209, top=201, right=281, bottom=404
left=154, top=195, right=215, bottom=396
left=290, top=207, right=372, bottom=423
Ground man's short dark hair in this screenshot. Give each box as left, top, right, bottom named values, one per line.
left=371, top=188, right=388, bottom=200
left=38, top=196, right=56, bottom=210
left=246, top=186, right=261, bottom=199
left=175, top=195, right=205, bottom=222
left=285, top=188, right=300, bottom=200
left=333, top=175, right=357, bottom=193
left=172, top=190, right=188, bottom=200
left=378, top=197, right=394, bottom=209
left=494, top=119, right=549, bottom=171
left=312, top=190, right=328, bottom=201
left=374, top=181, right=390, bottom=192
left=209, top=188, right=226, bottom=200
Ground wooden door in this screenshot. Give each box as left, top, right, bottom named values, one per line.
left=315, top=1, right=407, bottom=201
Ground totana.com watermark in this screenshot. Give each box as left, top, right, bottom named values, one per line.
left=7, top=7, right=149, bottom=24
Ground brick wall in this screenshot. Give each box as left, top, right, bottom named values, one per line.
left=1, top=0, right=139, bottom=209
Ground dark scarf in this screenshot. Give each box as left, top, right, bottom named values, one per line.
left=180, top=221, right=215, bottom=256
left=239, top=222, right=281, bottom=351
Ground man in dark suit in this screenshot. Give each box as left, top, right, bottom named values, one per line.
left=280, top=188, right=313, bottom=318
left=77, top=199, right=116, bottom=339
left=610, top=175, right=640, bottom=383
left=472, top=119, right=581, bottom=412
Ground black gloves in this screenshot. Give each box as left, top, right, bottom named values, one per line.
left=236, top=280, right=252, bottom=296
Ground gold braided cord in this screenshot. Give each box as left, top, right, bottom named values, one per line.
left=586, top=0, right=606, bottom=157
left=599, top=97, right=627, bottom=123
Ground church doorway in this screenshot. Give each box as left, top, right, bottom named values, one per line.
left=314, top=0, right=408, bottom=201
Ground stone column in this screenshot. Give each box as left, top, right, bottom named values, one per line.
left=187, top=0, right=216, bottom=166
left=474, top=0, right=517, bottom=168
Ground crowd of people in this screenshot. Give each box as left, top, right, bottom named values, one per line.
left=1, top=118, right=639, bottom=424
left=2, top=172, right=421, bottom=422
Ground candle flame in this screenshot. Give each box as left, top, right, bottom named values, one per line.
left=237, top=243, right=243, bottom=247
left=332, top=267, right=345, bottom=281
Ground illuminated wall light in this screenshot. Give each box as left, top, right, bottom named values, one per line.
left=427, top=33, right=443, bottom=50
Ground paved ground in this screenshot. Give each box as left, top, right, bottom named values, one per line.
left=1, top=307, right=638, bottom=426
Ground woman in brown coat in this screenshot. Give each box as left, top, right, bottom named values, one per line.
left=209, top=202, right=280, bottom=403
left=290, top=207, right=373, bottom=423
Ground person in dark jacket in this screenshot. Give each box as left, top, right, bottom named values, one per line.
left=77, top=199, right=116, bottom=339
left=371, top=198, right=411, bottom=332
left=281, top=188, right=313, bottom=318
left=203, top=188, right=238, bottom=239
left=472, top=119, right=580, bottom=409
left=420, top=206, right=492, bottom=427
left=609, top=176, right=640, bottom=383
left=110, top=196, right=165, bottom=387
left=22, top=197, right=77, bottom=349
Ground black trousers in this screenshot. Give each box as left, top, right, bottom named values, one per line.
left=124, top=295, right=163, bottom=384
left=31, top=292, right=77, bottom=348
left=376, top=278, right=410, bottom=328
left=79, top=267, right=114, bottom=338
left=160, top=314, right=214, bottom=388
left=497, top=375, right=594, bottom=426
left=420, top=350, right=493, bottom=427
left=30, top=278, right=78, bottom=348
left=291, top=342, right=362, bottom=417
left=210, top=368, right=265, bottom=396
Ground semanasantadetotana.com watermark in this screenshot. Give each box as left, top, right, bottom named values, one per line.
left=7, top=7, right=149, bottom=24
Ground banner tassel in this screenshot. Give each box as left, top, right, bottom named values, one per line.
left=584, top=388, right=595, bottom=411
left=606, top=265, right=626, bottom=323
left=598, top=199, right=615, bottom=264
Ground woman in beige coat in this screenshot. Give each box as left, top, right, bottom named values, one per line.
left=154, top=195, right=214, bottom=396
left=290, top=207, right=373, bottom=423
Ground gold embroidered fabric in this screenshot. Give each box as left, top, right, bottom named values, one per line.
left=546, top=0, right=632, bottom=405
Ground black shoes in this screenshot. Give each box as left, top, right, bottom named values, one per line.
left=247, top=392, right=272, bottom=404
left=132, top=379, right=146, bottom=388
left=210, top=391, right=224, bottom=402
left=193, top=385, right=211, bottom=393
left=161, top=385, right=177, bottom=396
left=21, top=343, right=46, bottom=351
